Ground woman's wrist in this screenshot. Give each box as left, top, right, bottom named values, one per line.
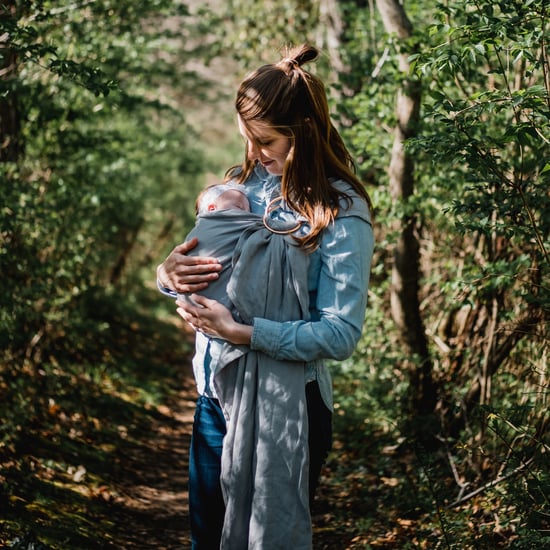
left=227, top=322, right=253, bottom=346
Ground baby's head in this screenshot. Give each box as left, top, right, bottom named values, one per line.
left=196, top=184, right=250, bottom=215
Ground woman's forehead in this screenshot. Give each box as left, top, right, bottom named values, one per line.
left=237, top=116, right=284, bottom=139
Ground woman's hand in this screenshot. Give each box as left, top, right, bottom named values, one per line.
left=176, top=294, right=253, bottom=345
left=157, top=237, right=222, bottom=294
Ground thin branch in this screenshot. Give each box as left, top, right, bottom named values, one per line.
left=448, top=457, right=535, bottom=508
left=40, top=0, right=98, bottom=17
left=372, top=46, right=390, bottom=78
left=445, top=448, right=471, bottom=502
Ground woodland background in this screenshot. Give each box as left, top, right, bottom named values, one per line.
left=1, top=0, right=549, bottom=548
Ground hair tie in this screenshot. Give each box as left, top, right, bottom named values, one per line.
left=282, top=57, right=299, bottom=71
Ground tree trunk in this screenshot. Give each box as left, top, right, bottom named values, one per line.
left=0, top=0, right=22, bottom=163
left=376, top=0, right=435, bottom=416
left=316, top=0, right=346, bottom=74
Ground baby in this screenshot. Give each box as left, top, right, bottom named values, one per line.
left=178, top=183, right=253, bottom=309
left=195, top=184, right=250, bottom=215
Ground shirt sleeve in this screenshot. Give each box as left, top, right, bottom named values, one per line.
left=157, top=279, right=178, bottom=299
left=250, top=214, right=374, bottom=362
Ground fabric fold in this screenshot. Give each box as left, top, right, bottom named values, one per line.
left=213, top=222, right=312, bottom=550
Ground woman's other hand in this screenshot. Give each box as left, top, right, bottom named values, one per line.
left=157, top=237, right=222, bottom=293
left=176, top=294, right=252, bottom=345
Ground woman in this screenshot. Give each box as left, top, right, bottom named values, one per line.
left=157, top=44, right=374, bottom=549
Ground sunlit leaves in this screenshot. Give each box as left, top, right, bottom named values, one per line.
left=1, top=0, right=206, bottom=366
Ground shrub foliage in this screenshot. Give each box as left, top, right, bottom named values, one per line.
left=1, top=0, right=548, bottom=547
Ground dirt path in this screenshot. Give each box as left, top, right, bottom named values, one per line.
left=106, top=375, right=197, bottom=549
left=99, top=361, right=340, bottom=550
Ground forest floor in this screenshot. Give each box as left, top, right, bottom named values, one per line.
left=1, top=295, right=385, bottom=549
left=2, top=290, right=527, bottom=549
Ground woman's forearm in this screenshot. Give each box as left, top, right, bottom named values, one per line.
left=251, top=216, right=373, bottom=362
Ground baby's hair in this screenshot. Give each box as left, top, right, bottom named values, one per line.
left=196, top=183, right=249, bottom=215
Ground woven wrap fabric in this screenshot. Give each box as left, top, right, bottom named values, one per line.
left=214, top=221, right=312, bottom=550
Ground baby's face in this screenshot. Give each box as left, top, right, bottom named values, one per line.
left=215, top=189, right=250, bottom=212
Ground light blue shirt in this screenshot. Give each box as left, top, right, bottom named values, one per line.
left=160, top=164, right=374, bottom=410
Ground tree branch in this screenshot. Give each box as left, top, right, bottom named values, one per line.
left=448, top=457, right=535, bottom=508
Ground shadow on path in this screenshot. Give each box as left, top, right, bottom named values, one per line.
left=108, top=385, right=196, bottom=549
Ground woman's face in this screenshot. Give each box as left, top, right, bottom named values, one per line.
left=238, top=116, right=291, bottom=176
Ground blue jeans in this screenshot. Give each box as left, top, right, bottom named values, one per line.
left=189, top=382, right=332, bottom=550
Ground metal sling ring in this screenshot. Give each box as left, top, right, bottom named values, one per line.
left=262, top=196, right=304, bottom=235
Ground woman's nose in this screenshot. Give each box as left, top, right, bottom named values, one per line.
left=247, top=140, right=260, bottom=160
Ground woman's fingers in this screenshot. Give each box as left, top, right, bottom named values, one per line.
left=176, top=295, right=229, bottom=338
left=173, top=263, right=221, bottom=294
left=186, top=294, right=212, bottom=308
left=173, top=237, right=199, bottom=254
left=159, top=238, right=222, bottom=293
left=175, top=260, right=221, bottom=277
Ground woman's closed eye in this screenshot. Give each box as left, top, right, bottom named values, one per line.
left=256, top=138, right=273, bottom=147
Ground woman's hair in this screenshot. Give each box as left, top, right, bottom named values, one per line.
left=226, top=44, right=372, bottom=250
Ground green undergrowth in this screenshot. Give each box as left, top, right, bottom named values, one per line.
left=320, top=365, right=550, bottom=549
